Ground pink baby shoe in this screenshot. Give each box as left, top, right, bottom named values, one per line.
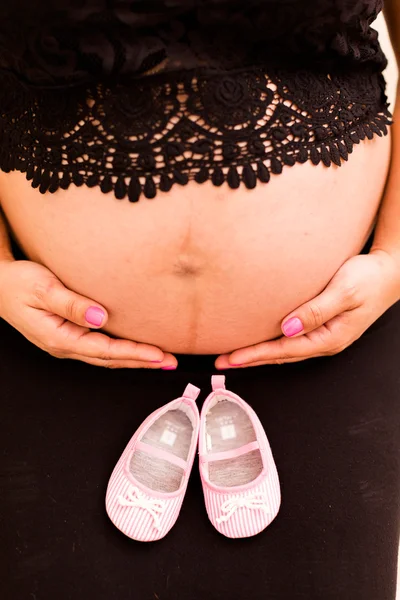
left=106, top=383, right=201, bottom=542
left=199, top=375, right=281, bottom=539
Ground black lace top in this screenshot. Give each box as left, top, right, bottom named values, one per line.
left=0, top=0, right=393, bottom=201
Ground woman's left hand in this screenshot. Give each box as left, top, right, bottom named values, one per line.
left=215, top=249, right=400, bottom=369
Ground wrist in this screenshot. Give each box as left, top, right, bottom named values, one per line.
left=369, top=247, right=400, bottom=303
left=0, top=256, right=14, bottom=318
left=369, top=244, right=400, bottom=269
left=0, top=241, right=14, bottom=265
left=0, top=251, right=14, bottom=264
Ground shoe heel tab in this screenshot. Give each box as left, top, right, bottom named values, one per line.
left=182, top=383, right=201, bottom=402
left=211, top=375, right=226, bottom=391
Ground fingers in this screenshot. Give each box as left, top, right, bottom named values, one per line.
left=74, top=331, right=168, bottom=363
left=66, top=355, right=174, bottom=369
left=215, top=255, right=381, bottom=370
left=220, top=334, right=316, bottom=367
left=32, top=276, right=109, bottom=329
left=52, top=322, right=168, bottom=363
left=281, top=281, right=360, bottom=337
left=31, top=279, right=171, bottom=364
left=218, top=315, right=350, bottom=367
left=217, top=354, right=324, bottom=369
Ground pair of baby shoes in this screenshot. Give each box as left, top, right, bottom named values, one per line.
left=106, top=375, right=281, bottom=541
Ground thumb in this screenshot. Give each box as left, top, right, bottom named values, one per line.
left=45, top=280, right=108, bottom=328
left=281, top=285, right=351, bottom=337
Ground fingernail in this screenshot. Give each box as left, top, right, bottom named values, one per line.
left=282, top=317, right=303, bottom=336
left=85, top=306, right=105, bottom=327
left=161, top=366, right=177, bottom=370
left=230, top=363, right=243, bottom=367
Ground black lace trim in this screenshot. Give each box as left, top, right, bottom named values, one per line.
left=0, top=65, right=392, bottom=202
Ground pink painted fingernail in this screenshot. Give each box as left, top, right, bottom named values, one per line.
left=85, top=306, right=105, bottom=327
left=282, top=317, right=303, bottom=336
left=161, top=366, right=177, bottom=370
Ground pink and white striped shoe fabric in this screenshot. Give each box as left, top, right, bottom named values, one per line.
left=106, top=383, right=200, bottom=542
left=199, top=375, right=281, bottom=539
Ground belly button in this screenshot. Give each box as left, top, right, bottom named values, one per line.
left=172, top=255, right=203, bottom=277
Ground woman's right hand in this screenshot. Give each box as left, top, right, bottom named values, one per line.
left=0, top=259, right=177, bottom=369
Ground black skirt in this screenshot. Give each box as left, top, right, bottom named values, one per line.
left=1, top=233, right=400, bottom=600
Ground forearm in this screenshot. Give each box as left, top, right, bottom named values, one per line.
left=373, top=2, right=400, bottom=263
left=370, top=83, right=400, bottom=265
left=0, top=206, right=14, bottom=262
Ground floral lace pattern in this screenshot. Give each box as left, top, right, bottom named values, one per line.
left=0, top=65, right=391, bottom=201
left=0, top=0, right=393, bottom=200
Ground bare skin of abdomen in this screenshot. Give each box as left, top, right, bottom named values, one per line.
left=0, top=132, right=391, bottom=354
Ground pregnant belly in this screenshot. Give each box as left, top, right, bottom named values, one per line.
left=0, top=133, right=391, bottom=354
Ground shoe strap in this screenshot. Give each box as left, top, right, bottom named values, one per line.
left=199, top=440, right=260, bottom=464
left=135, top=440, right=188, bottom=472
left=211, top=375, right=226, bottom=391
left=182, top=383, right=201, bottom=402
